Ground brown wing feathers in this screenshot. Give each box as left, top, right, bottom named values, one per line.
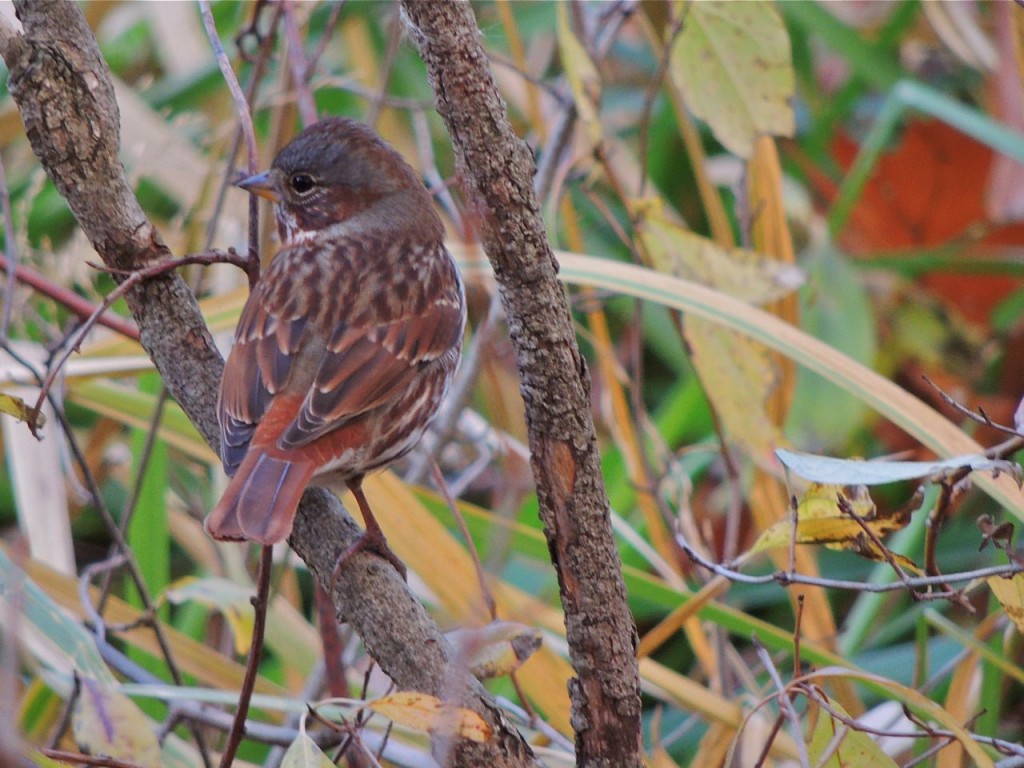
left=206, top=118, right=465, bottom=548
left=207, top=239, right=462, bottom=544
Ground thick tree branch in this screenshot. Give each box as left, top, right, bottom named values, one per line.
left=400, top=2, right=643, bottom=766
left=0, top=3, right=533, bottom=765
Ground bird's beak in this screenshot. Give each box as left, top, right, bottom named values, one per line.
left=236, top=171, right=280, bottom=203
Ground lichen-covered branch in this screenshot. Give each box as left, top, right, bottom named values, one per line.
left=400, top=2, right=644, bottom=765
left=0, top=3, right=533, bottom=765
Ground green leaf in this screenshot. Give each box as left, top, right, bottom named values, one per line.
left=787, top=246, right=876, bottom=450
left=0, top=547, right=113, bottom=682
left=670, top=0, right=795, bottom=157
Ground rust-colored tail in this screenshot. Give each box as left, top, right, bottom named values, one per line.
left=205, top=452, right=316, bottom=545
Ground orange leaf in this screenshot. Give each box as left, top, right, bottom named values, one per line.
left=832, top=119, right=1024, bottom=324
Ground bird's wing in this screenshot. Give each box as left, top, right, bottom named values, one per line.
left=216, top=259, right=305, bottom=474
left=217, top=240, right=464, bottom=467
left=281, top=242, right=465, bottom=448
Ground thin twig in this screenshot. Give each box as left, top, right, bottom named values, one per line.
left=411, top=108, right=463, bottom=233
left=676, top=527, right=1024, bottom=592
left=753, top=637, right=810, bottom=768
left=924, top=374, right=1024, bottom=439
left=219, top=545, right=274, bottom=768
left=922, top=468, right=973, bottom=609
left=234, top=0, right=272, bottom=63
left=95, top=388, right=171, bottom=615
left=430, top=458, right=496, bottom=619
left=199, top=0, right=261, bottom=287
left=636, top=5, right=688, bottom=198
left=49, top=670, right=80, bottom=750
left=0, top=150, right=20, bottom=343
left=40, top=750, right=142, bottom=768
left=304, top=1, right=347, bottom=81
left=30, top=251, right=242, bottom=429
left=836, top=494, right=918, bottom=593
left=281, top=2, right=318, bottom=126
left=201, top=1, right=280, bottom=282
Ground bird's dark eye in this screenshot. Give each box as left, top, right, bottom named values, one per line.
left=289, top=173, right=315, bottom=194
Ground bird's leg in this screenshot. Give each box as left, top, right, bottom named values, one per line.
left=333, top=478, right=408, bottom=581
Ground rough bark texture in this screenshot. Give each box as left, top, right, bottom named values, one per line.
left=0, top=3, right=534, bottom=765
left=400, top=3, right=644, bottom=766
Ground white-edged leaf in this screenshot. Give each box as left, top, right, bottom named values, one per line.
left=776, top=449, right=1021, bottom=486
left=280, top=731, right=334, bottom=768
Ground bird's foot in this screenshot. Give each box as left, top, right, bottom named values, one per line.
left=332, top=530, right=408, bottom=582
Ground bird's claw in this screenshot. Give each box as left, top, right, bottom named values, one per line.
left=332, top=531, right=408, bottom=582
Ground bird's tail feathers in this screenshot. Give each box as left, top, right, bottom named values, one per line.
left=205, top=452, right=316, bottom=545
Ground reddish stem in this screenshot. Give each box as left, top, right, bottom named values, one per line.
left=0, top=259, right=139, bottom=341
left=218, top=545, right=273, bottom=767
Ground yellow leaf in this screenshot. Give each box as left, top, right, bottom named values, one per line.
left=0, top=391, right=44, bottom=430
left=750, top=484, right=916, bottom=569
left=630, top=203, right=801, bottom=464
left=634, top=207, right=802, bottom=304
left=162, top=576, right=255, bottom=656
left=687, top=319, right=781, bottom=462
left=72, top=677, right=162, bottom=767
left=446, top=621, right=542, bottom=680
left=988, top=573, right=1024, bottom=633
left=798, top=483, right=876, bottom=520
left=807, top=693, right=897, bottom=767
left=557, top=2, right=602, bottom=147
left=366, top=692, right=491, bottom=743
left=670, top=0, right=795, bottom=158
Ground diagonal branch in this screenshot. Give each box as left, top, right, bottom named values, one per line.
left=400, top=2, right=644, bottom=765
left=0, top=3, right=534, bottom=765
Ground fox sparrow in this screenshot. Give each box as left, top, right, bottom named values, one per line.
left=205, top=117, right=466, bottom=574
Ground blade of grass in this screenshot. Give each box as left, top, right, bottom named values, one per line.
left=454, top=250, right=1024, bottom=518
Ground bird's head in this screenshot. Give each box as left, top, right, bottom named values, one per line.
left=237, top=117, right=442, bottom=246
